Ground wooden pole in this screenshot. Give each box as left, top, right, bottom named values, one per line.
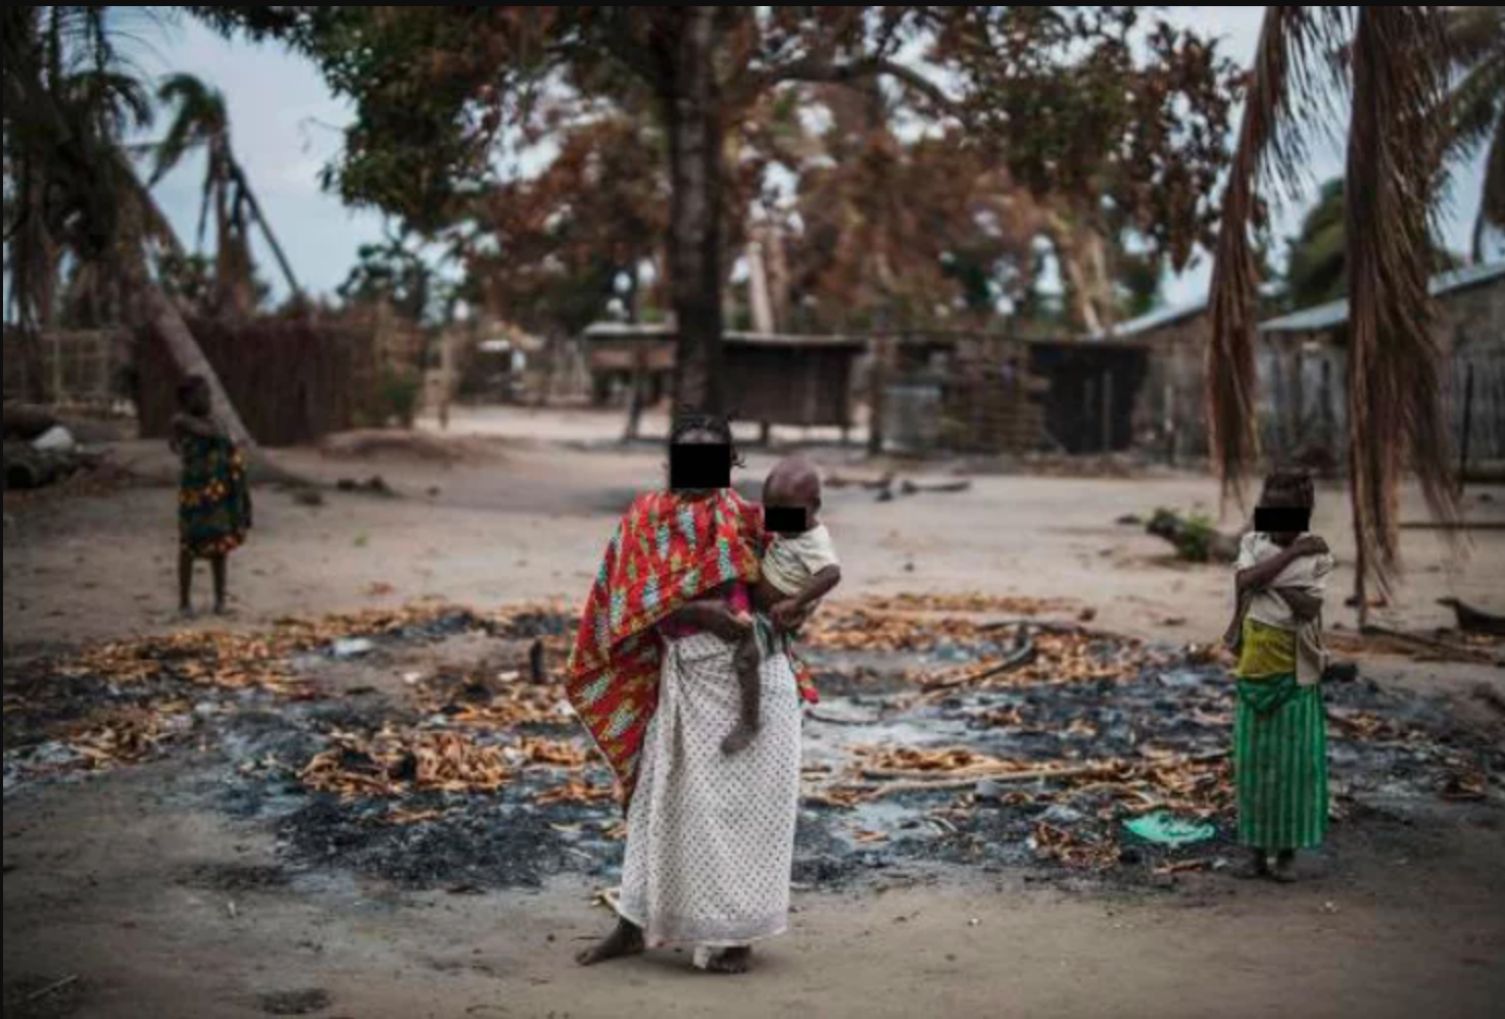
left=1164, top=378, right=1176, bottom=466
left=1458, top=362, right=1475, bottom=485
left=622, top=344, right=647, bottom=442
left=1101, top=369, right=1113, bottom=452
left=438, top=329, right=453, bottom=431
left=867, top=337, right=891, bottom=456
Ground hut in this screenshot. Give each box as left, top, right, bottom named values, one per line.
left=1257, top=260, right=1505, bottom=467
left=579, top=322, right=865, bottom=432
left=869, top=331, right=1130, bottom=456
left=1025, top=337, right=1150, bottom=454
left=580, top=322, right=675, bottom=407
left=1110, top=301, right=1211, bottom=462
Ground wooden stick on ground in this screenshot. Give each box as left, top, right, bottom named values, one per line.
left=25, top=975, right=78, bottom=1003
left=922, top=634, right=1036, bottom=692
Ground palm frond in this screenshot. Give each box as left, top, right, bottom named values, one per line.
left=1345, top=6, right=1460, bottom=596
left=151, top=72, right=223, bottom=183
left=1443, top=6, right=1504, bottom=66
left=1443, top=56, right=1505, bottom=160
left=1480, top=114, right=1505, bottom=245
left=1206, top=6, right=1351, bottom=506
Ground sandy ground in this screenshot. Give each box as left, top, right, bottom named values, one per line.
left=4, top=404, right=1504, bottom=1018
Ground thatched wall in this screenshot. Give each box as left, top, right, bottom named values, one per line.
left=134, top=316, right=378, bottom=447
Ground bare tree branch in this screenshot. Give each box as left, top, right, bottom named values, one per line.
left=733, top=55, right=958, bottom=114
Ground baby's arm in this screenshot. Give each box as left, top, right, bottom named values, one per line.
left=771, top=565, right=841, bottom=631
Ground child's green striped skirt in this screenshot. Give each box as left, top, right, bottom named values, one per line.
left=1233, top=674, right=1328, bottom=850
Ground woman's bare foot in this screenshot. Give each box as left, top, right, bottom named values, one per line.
left=1268, top=850, right=1297, bottom=883
left=702, top=946, right=751, bottom=974
left=575, top=920, right=643, bottom=966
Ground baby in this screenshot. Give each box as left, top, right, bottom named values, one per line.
left=721, top=457, right=841, bottom=754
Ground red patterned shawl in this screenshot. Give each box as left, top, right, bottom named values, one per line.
left=566, top=488, right=764, bottom=806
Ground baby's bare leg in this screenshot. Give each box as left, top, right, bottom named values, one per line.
left=721, top=634, right=761, bottom=755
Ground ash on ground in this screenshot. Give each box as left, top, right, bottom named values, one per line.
left=5, top=600, right=1501, bottom=894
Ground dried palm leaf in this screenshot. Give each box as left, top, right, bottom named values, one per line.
left=1207, top=7, right=1350, bottom=506
left=1345, top=7, right=1461, bottom=599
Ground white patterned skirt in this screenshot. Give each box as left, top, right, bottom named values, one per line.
left=615, top=630, right=802, bottom=949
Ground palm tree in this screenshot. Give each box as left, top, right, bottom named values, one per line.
left=1207, top=7, right=1462, bottom=623
left=1284, top=177, right=1347, bottom=309
left=2, top=6, right=277, bottom=474
left=1442, top=6, right=1504, bottom=262
left=151, top=72, right=303, bottom=313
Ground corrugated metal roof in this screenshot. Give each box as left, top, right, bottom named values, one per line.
left=581, top=321, right=865, bottom=348
left=1259, top=260, right=1505, bottom=335
left=1101, top=299, right=1208, bottom=339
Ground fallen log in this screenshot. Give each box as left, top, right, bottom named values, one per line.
left=825, top=471, right=894, bottom=490
left=1472, top=683, right=1505, bottom=716
left=1401, top=520, right=1505, bottom=531
left=1436, top=597, right=1505, bottom=637
left=2, top=403, right=60, bottom=442
left=899, top=479, right=973, bottom=495
left=1357, top=624, right=1496, bottom=664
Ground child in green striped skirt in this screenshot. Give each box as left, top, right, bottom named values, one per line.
left=1222, top=469, right=1335, bottom=882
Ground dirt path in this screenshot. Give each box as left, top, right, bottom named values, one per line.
left=5, top=406, right=1504, bottom=1018
left=5, top=753, right=1501, bottom=1019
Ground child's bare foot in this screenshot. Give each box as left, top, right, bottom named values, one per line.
left=1269, top=850, right=1297, bottom=883
left=702, top=946, right=751, bottom=974
left=721, top=724, right=757, bottom=756
left=575, top=920, right=643, bottom=966
left=1236, top=848, right=1271, bottom=880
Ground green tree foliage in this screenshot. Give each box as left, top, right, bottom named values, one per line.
left=201, top=6, right=1239, bottom=410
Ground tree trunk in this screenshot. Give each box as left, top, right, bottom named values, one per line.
left=661, top=7, right=726, bottom=416
left=1043, top=207, right=1114, bottom=336
left=747, top=235, right=775, bottom=334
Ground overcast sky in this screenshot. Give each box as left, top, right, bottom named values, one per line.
left=137, top=7, right=1493, bottom=313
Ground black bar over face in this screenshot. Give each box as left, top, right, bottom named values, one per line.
left=669, top=443, right=731, bottom=491
left=763, top=505, right=809, bottom=535
left=1254, top=507, right=1312, bottom=533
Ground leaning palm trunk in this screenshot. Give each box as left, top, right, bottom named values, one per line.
left=134, top=277, right=311, bottom=487
left=1208, top=6, right=1460, bottom=618
left=230, top=160, right=304, bottom=305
